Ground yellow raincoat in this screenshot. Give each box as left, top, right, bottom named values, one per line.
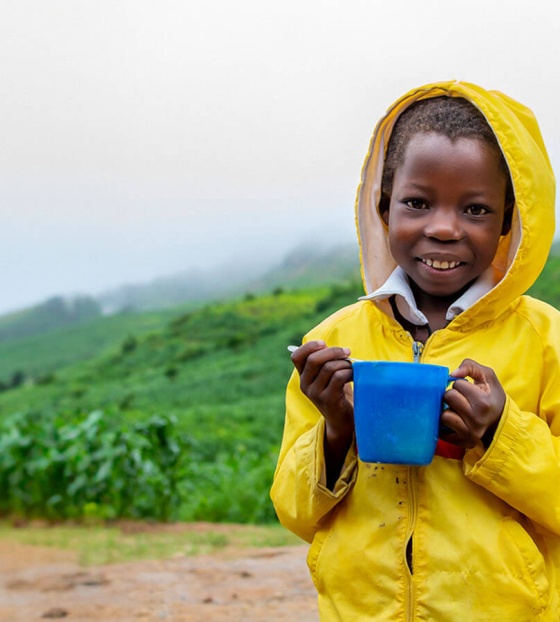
left=271, top=81, right=560, bottom=621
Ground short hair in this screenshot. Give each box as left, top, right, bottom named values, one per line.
left=381, top=97, right=514, bottom=207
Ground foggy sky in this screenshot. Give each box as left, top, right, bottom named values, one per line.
left=2, top=0, right=560, bottom=314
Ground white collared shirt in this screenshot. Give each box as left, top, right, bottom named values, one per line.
left=359, top=266, right=496, bottom=327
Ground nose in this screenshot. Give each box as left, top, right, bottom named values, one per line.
left=423, top=207, right=463, bottom=241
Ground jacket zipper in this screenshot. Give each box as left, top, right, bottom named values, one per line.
left=406, top=340, right=422, bottom=620
left=405, top=466, right=417, bottom=622
left=412, top=340, right=424, bottom=363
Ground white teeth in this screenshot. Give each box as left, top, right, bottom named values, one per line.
left=423, top=259, right=459, bottom=270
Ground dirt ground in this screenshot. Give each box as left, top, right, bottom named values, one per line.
left=0, top=526, right=319, bottom=622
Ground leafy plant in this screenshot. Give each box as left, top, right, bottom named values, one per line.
left=0, top=410, right=193, bottom=521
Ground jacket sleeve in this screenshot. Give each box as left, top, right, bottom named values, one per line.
left=270, top=369, right=358, bottom=543
left=463, top=322, right=560, bottom=535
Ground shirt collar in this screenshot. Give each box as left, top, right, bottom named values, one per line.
left=359, top=266, right=496, bottom=326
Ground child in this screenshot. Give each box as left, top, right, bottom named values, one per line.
left=270, top=81, right=560, bottom=621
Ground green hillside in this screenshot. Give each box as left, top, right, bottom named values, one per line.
left=0, top=286, right=351, bottom=417
left=0, top=307, right=185, bottom=382
left=0, top=296, right=102, bottom=343
left=0, top=279, right=363, bottom=523
left=528, top=253, right=560, bottom=308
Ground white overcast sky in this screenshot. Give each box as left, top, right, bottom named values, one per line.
left=1, top=0, right=559, bottom=314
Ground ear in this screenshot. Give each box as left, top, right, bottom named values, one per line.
left=379, top=192, right=391, bottom=226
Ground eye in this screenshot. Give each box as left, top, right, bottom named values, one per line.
left=403, top=198, right=428, bottom=210
left=465, top=204, right=490, bottom=216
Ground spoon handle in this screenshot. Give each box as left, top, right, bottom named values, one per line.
left=287, top=345, right=359, bottom=362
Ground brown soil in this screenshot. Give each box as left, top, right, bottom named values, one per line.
left=0, top=525, right=318, bottom=622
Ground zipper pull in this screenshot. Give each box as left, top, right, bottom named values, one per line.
left=412, top=341, right=423, bottom=363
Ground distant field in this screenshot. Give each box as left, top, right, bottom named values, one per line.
left=0, top=280, right=362, bottom=523
left=0, top=309, right=179, bottom=379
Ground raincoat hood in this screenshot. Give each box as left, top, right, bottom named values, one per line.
left=356, top=80, right=556, bottom=329
left=273, top=81, right=560, bottom=622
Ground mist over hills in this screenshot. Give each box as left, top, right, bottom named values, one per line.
left=0, top=296, right=103, bottom=343
left=3, top=238, right=558, bottom=345
left=0, top=243, right=360, bottom=343
left=98, top=242, right=360, bottom=312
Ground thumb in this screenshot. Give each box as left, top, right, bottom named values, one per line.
left=450, top=358, right=488, bottom=386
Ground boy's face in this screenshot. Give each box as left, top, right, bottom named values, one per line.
left=381, top=132, right=509, bottom=303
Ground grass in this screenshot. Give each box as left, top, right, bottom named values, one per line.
left=0, top=520, right=302, bottom=566
left=0, top=309, right=178, bottom=379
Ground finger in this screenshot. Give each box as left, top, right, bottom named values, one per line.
left=451, top=358, right=491, bottom=387
left=290, top=340, right=327, bottom=374
left=442, top=386, right=482, bottom=437
left=445, top=380, right=494, bottom=420
left=443, top=382, right=502, bottom=442
left=314, top=366, right=354, bottom=420
left=300, top=348, right=352, bottom=390
left=297, top=344, right=351, bottom=373
left=312, top=360, right=353, bottom=395
left=447, top=380, right=491, bottom=409
left=439, top=409, right=478, bottom=448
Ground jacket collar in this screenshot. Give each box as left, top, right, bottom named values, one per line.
left=359, top=266, right=496, bottom=327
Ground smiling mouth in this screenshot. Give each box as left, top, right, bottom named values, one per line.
left=420, top=258, right=462, bottom=271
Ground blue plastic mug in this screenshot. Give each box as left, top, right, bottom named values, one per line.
left=352, top=361, right=454, bottom=465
